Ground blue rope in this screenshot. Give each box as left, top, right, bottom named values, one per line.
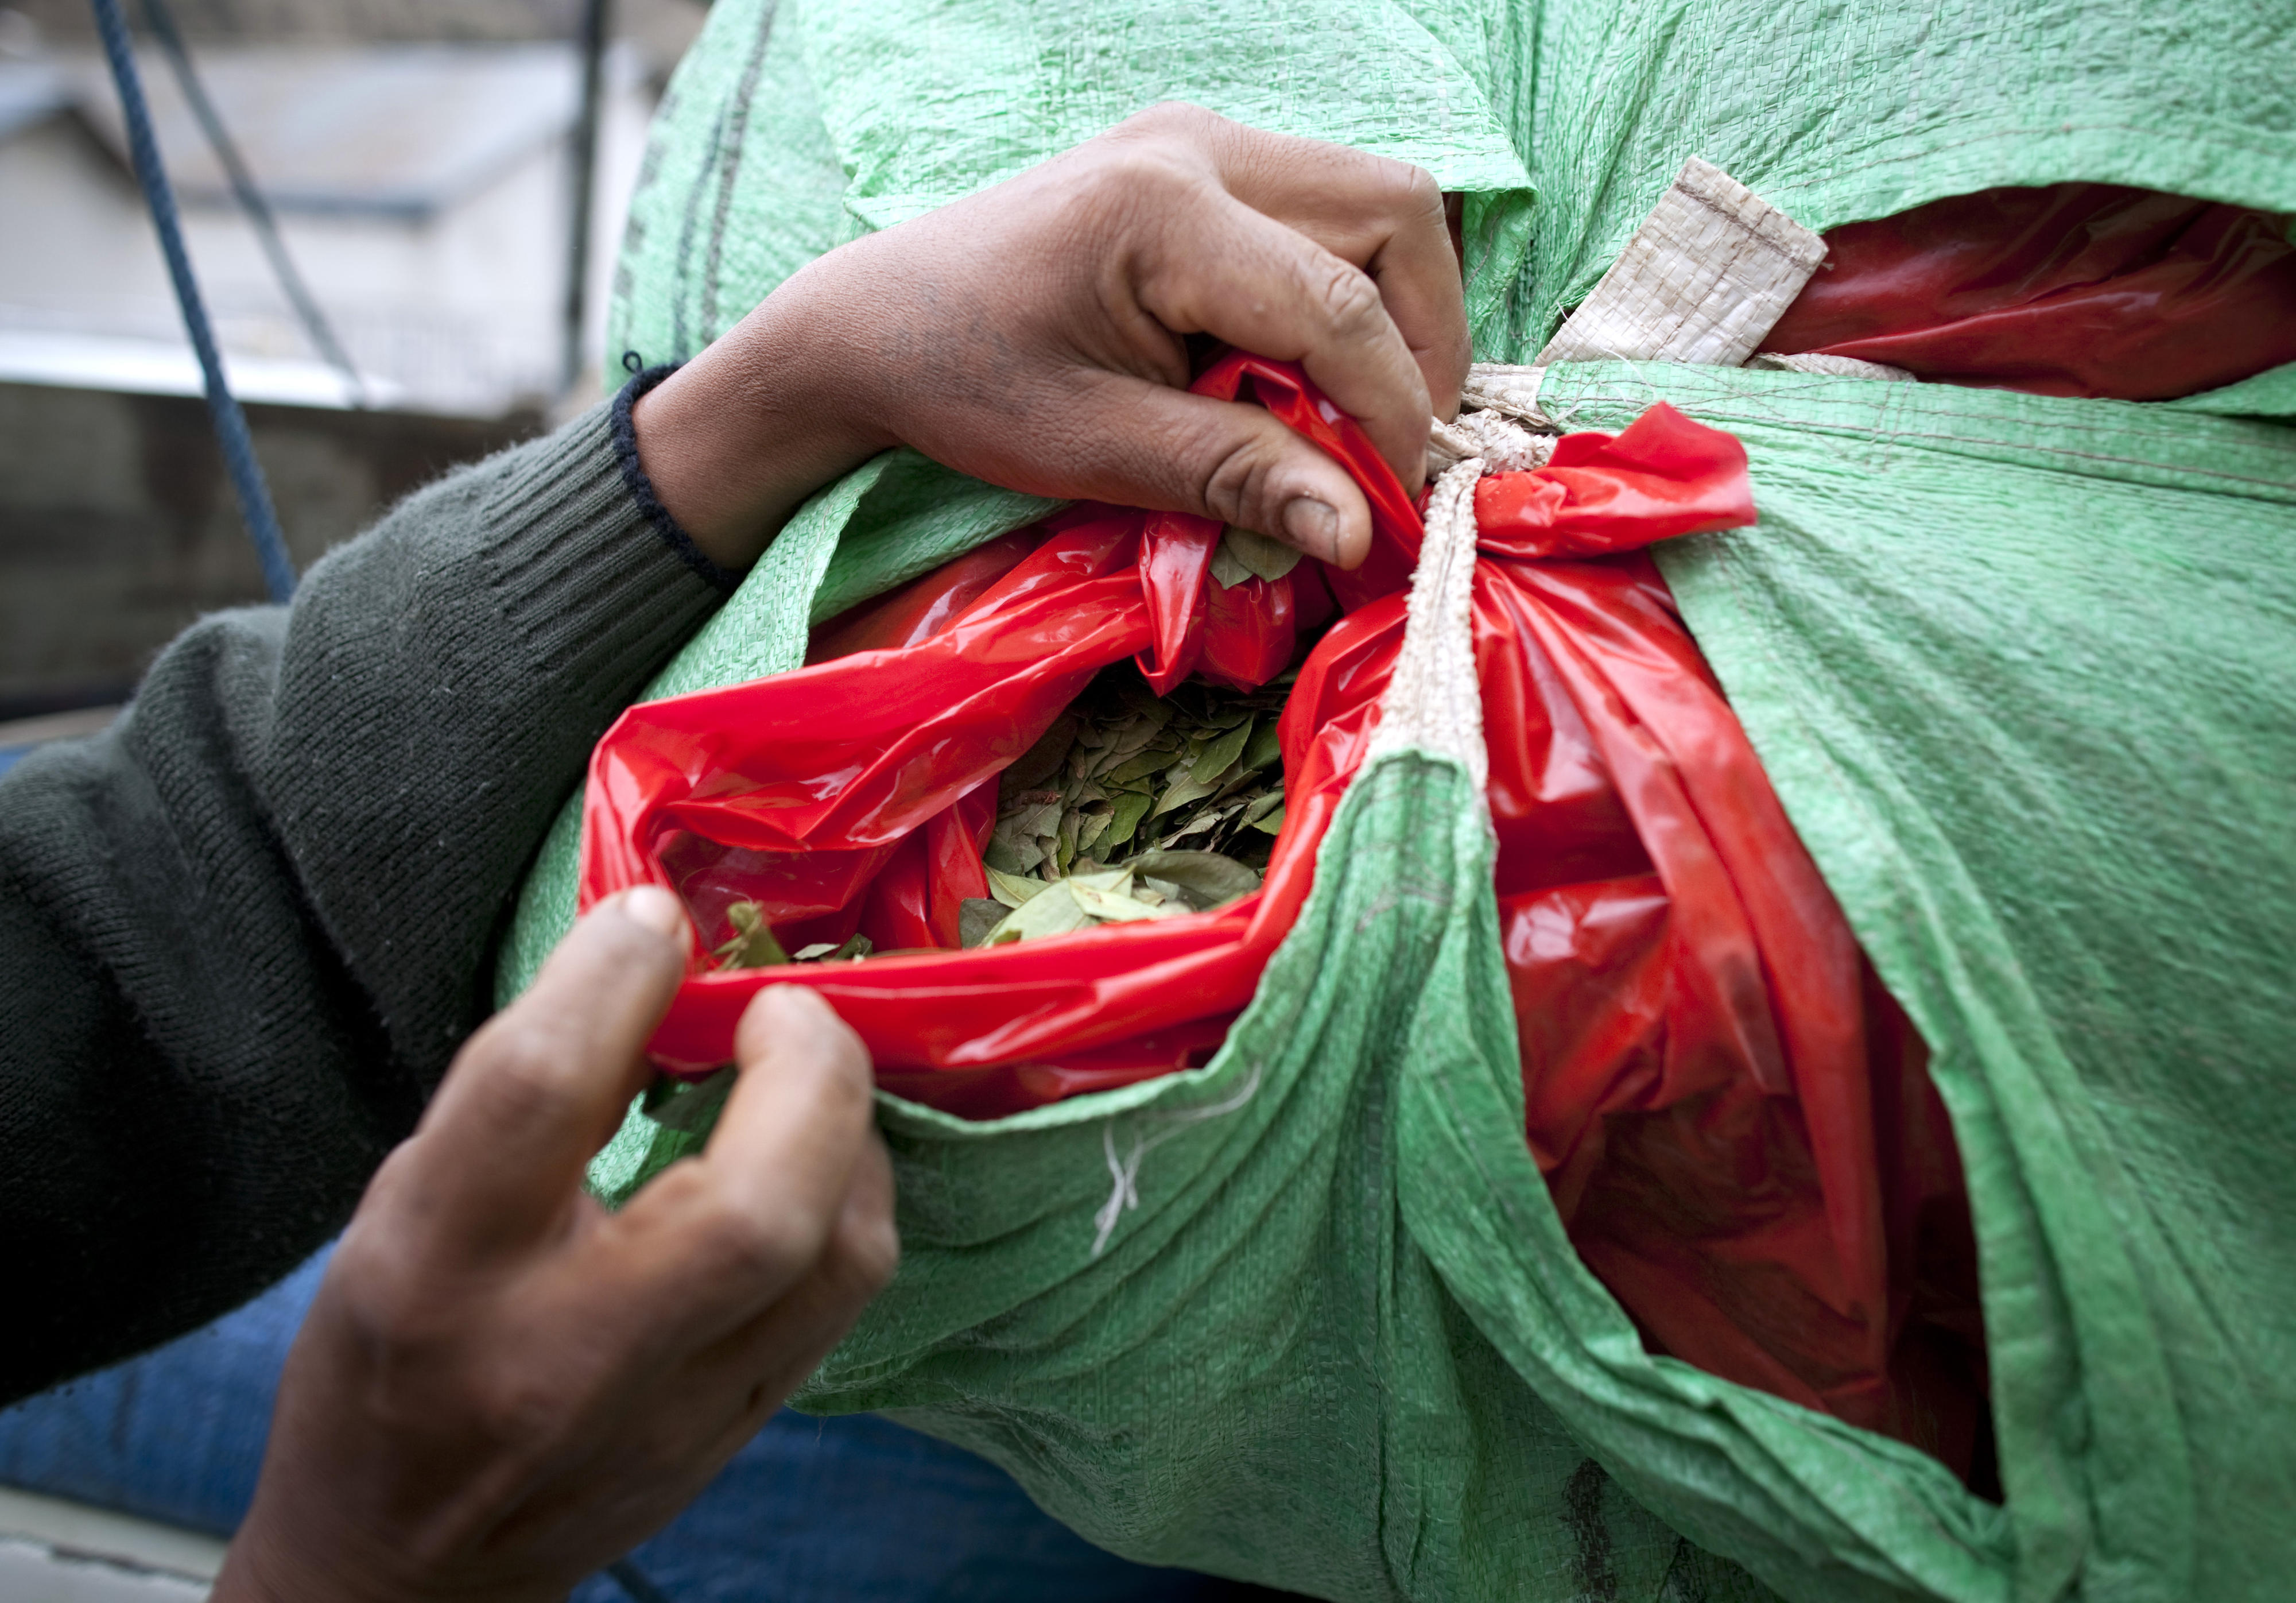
left=135, top=0, right=369, bottom=409
left=88, top=0, right=297, bottom=603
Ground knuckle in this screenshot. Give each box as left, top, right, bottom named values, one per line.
left=1196, top=432, right=1282, bottom=529
left=467, top=1022, right=579, bottom=1122
left=1110, top=99, right=1222, bottom=146
left=837, top=1207, right=901, bottom=1298
left=1077, top=147, right=1200, bottom=225
left=325, top=1230, right=459, bottom=1366
left=1312, top=260, right=1386, bottom=334
left=691, top=1183, right=815, bottom=1288
left=1390, top=160, right=1445, bottom=219
left=464, top=1357, right=592, bottom=1451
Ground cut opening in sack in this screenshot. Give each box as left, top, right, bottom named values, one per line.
left=1762, top=181, right=2296, bottom=400
left=577, top=354, right=1992, bottom=1480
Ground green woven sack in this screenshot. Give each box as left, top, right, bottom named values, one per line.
left=502, top=2, right=2296, bottom=1597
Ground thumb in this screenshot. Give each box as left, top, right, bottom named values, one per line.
left=1047, top=371, right=1376, bottom=569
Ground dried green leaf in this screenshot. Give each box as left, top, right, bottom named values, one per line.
left=1003, top=714, right=1081, bottom=794
left=1153, top=765, right=1225, bottom=818
left=713, top=901, right=789, bottom=970
left=982, top=663, right=1297, bottom=932
left=1242, top=719, right=1283, bottom=773
left=983, top=881, right=1095, bottom=946
left=960, top=897, right=1010, bottom=948
left=1194, top=717, right=1253, bottom=783
left=1115, top=679, right=1175, bottom=723
left=1211, top=766, right=1266, bottom=806
left=1250, top=803, right=1287, bottom=835
left=1013, top=793, right=1063, bottom=837
left=986, top=866, right=1050, bottom=909
left=1161, top=811, right=1220, bottom=844
left=1104, top=788, right=1155, bottom=850
left=1070, top=880, right=1174, bottom=923
left=1221, top=524, right=1304, bottom=583
left=1123, top=848, right=1261, bottom=909
left=1107, top=715, right=1163, bottom=761
left=1104, top=747, right=1172, bottom=786
left=1209, top=539, right=1254, bottom=590
left=984, top=819, right=1044, bottom=875
left=1077, top=811, right=1113, bottom=855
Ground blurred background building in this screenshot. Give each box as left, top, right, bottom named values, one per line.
left=0, top=0, right=704, bottom=737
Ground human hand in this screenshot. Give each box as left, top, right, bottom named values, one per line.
left=635, top=102, right=1468, bottom=572
left=212, top=889, right=896, bottom=1603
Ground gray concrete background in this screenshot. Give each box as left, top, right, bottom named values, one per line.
left=0, top=379, right=537, bottom=715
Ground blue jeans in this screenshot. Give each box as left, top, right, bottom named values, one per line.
left=0, top=1247, right=1262, bottom=1602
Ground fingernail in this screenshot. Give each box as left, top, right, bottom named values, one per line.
left=620, top=885, right=685, bottom=940
left=1282, top=497, right=1339, bottom=561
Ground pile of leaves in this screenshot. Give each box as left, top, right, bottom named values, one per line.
left=708, top=665, right=1294, bottom=966
left=987, top=667, right=1290, bottom=878
left=963, top=665, right=1291, bottom=946
left=711, top=905, right=871, bottom=970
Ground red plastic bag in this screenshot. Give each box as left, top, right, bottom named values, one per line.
left=578, top=357, right=1983, bottom=1465
left=1762, top=181, right=2296, bottom=400
left=583, top=354, right=1420, bottom=1115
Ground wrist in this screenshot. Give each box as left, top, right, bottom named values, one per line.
left=629, top=285, right=889, bottom=570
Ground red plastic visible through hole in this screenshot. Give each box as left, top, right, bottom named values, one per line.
left=577, top=354, right=1987, bottom=1474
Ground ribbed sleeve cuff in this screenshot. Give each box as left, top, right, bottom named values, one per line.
left=479, top=390, right=728, bottom=708
left=609, top=364, right=743, bottom=594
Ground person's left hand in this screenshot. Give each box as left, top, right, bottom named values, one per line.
left=212, top=888, right=897, bottom=1603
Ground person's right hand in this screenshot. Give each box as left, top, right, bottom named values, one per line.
left=211, top=888, right=897, bottom=1603
left=634, top=102, right=1469, bottom=574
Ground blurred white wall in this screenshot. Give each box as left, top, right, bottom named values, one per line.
left=0, top=38, right=657, bottom=416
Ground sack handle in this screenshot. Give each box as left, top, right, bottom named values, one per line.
left=1365, top=454, right=1490, bottom=793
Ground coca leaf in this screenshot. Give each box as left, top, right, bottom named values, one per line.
left=1242, top=719, right=1283, bottom=773
left=713, top=901, right=789, bottom=970
left=1123, top=849, right=1261, bottom=909
left=1194, top=717, right=1254, bottom=784
left=1221, top=524, right=1303, bottom=583
left=1105, top=788, right=1155, bottom=850
left=1003, top=713, right=1081, bottom=792
left=986, top=866, right=1051, bottom=909
left=959, top=897, right=1010, bottom=948
left=1209, top=538, right=1254, bottom=590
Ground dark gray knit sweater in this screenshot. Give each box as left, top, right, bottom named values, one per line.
left=0, top=390, right=728, bottom=1403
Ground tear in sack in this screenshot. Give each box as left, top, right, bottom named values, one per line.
left=577, top=353, right=1983, bottom=1464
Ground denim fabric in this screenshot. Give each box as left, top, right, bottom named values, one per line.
left=0, top=1246, right=1256, bottom=1602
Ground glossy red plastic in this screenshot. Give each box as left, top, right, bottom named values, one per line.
left=577, top=359, right=1981, bottom=1465
left=1762, top=181, right=2296, bottom=400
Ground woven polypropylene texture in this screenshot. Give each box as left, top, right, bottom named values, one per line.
left=1547, top=362, right=2296, bottom=1603
left=1514, top=0, right=2296, bottom=356
left=606, top=0, right=2296, bottom=374
left=604, top=0, right=1538, bottom=365
left=501, top=2, right=2296, bottom=1597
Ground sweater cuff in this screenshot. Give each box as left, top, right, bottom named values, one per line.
left=611, top=363, right=744, bottom=594
left=478, top=392, right=728, bottom=708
